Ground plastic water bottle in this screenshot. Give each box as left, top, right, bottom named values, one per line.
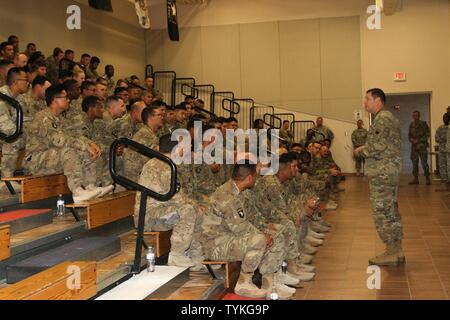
left=281, top=261, right=288, bottom=274
left=146, top=247, right=156, bottom=272
left=56, top=194, right=65, bottom=217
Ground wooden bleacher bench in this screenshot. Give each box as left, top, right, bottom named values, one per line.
left=66, top=191, right=136, bottom=230
left=140, top=230, right=172, bottom=258
left=0, top=225, right=10, bottom=262
left=202, top=261, right=241, bottom=289
left=0, top=261, right=97, bottom=300
left=1, top=174, right=70, bottom=203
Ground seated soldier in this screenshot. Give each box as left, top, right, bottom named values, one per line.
left=200, top=162, right=294, bottom=299
left=24, top=85, right=109, bottom=202
left=0, top=68, right=30, bottom=192
left=135, top=134, right=204, bottom=269
left=124, top=102, right=164, bottom=182
left=114, top=99, right=145, bottom=140
left=158, top=105, right=176, bottom=138
left=252, top=154, right=321, bottom=268
left=18, top=75, right=51, bottom=122
left=172, top=103, right=189, bottom=130
left=62, top=79, right=82, bottom=120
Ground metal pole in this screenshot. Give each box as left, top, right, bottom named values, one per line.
left=133, top=190, right=148, bottom=274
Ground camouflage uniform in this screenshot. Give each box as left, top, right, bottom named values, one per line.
left=123, top=125, right=159, bottom=182
left=279, top=128, right=294, bottom=144
left=45, top=56, right=59, bottom=84
left=24, top=108, right=88, bottom=191
left=352, top=128, right=368, bottom=171
left=157, top=121, right=174, bottom=139
left=361, top=110, right=403, bottom=245
left=200, top=179, right=280, bottom=275
left=314, top=125, right=334, bottom=142
left=191, top=155, right=218, bottom=203
left=435, top=124, right=448, bottom=181
left=113, top=113, right=140, bottom=140
left=17, top=90, right=46, bottom=123
left=136, top=158, right=203, bottom=259
left=64, top=111, right=112, bottom=186
left=241, top=189, right=299, bottom=262
left=0, top=86, right=25, bottom=178
left=408, top=120, right=430, bottom=177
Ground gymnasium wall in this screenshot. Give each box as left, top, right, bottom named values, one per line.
left=0, top=0, right=146, bottom=80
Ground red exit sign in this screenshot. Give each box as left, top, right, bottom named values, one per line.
left=394, top=72, right=407, bottom=81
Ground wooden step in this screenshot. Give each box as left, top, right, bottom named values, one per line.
left=0, top=261, right=97, bottom=300
left=7, top=236, right=121, bottom=284
left=142, top=230, right=172, bottom=258
left=67, top=191, right=136, bottom=230
left=1, top=174, right=70, bottom=203
left=0, top=225, right=10, bottom=262
left=0, top=209, right=53, bottom=234
left=203, top=261, right=241, bottom=289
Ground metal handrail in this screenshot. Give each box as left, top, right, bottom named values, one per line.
left=0, top=92, right=23, bottom=142
left=181, top=84, right=199, bottom=99
left=109, top=138, right=178, bottom=274
left=263, top=113, right=282, bottom=129
left=193, top=106, right=217, bottom=120
left=222, top=98, right=240, bottom=115
left=145, top=64, right=154, bottom=78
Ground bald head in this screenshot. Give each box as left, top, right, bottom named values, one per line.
left=14, top=53, right=28, bottom=68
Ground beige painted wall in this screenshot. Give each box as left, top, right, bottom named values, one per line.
left=147, top=16, right=363, bottom=123
left=0, top=0, right=146, bottom=80
left=146, top=0, right=450, bottom=173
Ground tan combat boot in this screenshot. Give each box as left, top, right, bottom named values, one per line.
left=368, top=241, right=405, bottom=266
left=288, top=260, right=315, bottom=281
left=408, top=176, right=419, bottom=185
left=261, top=273, right=294, bottom=300
left=234, top=271, right=267, bottom=298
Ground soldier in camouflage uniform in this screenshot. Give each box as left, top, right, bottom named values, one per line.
left=23, top=85, right=109, bottom=203
left=201, top=162, right=294, bottom=299
left=435, top=113, right=448, bottom=183
left=352, top=120, right=368, bottom=176
left=355, top=88, right=404, bottom=266
left=438, top=107, right=450, bottom=191
left=314, top=117, right=334, bottom=143
left=172, top=103, right=189, bottom=131
left=124, top=104, right=164, bottom=182
left=18, top=76, right=50, bottom=123
left=408, top=111, right=431, bottom=185
left=113, top=100, right=145, bottom=140
left=0, top=68, right=29, bottom=189
left=158, top=105, right=177, bottom=138
left=136, top=135, right=204, bottom=269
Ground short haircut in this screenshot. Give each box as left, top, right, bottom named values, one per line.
left=413, top=110, right=420, bottom=115
left=217, top=117, right=226, bottom=124
left=8, top=35, right=18, bottom=42
left=129, top=99, right=143, bottom=112
left=32, top=76, right=49, bottom=88
left=299, top=150, right=311, bottom=163
left=65, top=49, right=74, bottom=55
left=62, top=79, right=78, bottom=91
left=141, top=106, right=159, bottom=123
left=45, top=84, right=65, bottom=106
left=90, top=56, right=100, bottom=64
left=151, top=100, right=167, bottom=108
left=279, top=152, right=296, bottom=167
left=105, top=95, right=121, bottom=108
left=26, top=43, right=36, bottom=49
left=283, top=120, right=290, bottom=124
left=232, top=162, right=257, bottom=181
left=114, top=87, right=128, bottom=96
left=224, top=117, right=238, bottom=124
left=105, top=64, right=113, bottom=69
left=367, top=88, right=386, bottom=104
left=184, top=95, right=195, bottom=101
left=291, top=143, right=303, bottom=149
left=6, top=67, right=25, bottom=86
left=0, top=41, right=14, bottom=51
left=130, top=75, right=139, bottom=81
left=53, top=47, right=63, bottom=57
left=81, top=53, right=91, bottom=59
left=82, top=95, right=101, bottom=113
left=174, top=103, right=187, bottom=111
left=81, top=80, right=96, bottom=91
left=159, top=134, right=178, bottom=154
left=0, top=59, right=13, bottom=69
left=58, top=69, right=73, bottom=80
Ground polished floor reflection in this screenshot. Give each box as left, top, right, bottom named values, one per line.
left=294, top=175, right=450, bottom=300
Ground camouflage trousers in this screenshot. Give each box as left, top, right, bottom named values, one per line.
left=204, top=232, right=284, bottom=274
left=369, top=173, right=404, bottom=245
left=354, top=155, right=365, bottom=171
left=144, top=203, right=204, bottom=260
left=82, top=153, right=112, bottom=187
left=411, top=148, right=430, bottom=177
left=1, top=135, right=25, bottom=178
left=24, top=147, right=83, bottom=192
left=124, top=152, right=147, bottom=184
left=260, top=220, right=299, bottom=262
left=438, top=152, right=448, bottom=181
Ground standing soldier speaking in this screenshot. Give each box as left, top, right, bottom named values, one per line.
left=354, top=88, right=405, bottom=266
left=408, top=110, right=431, bottom=185
left=351, top=119, right=368, bottom=177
